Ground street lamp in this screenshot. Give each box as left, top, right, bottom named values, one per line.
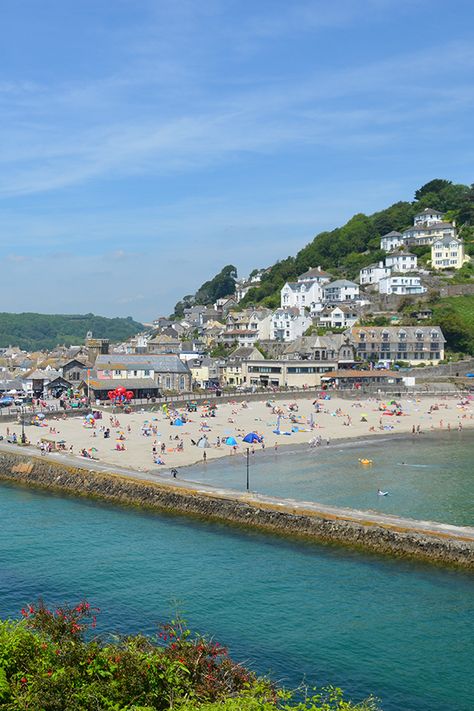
left=246, top=447, right=250, bottom=491
left=20, top=406, right=26, bottom=445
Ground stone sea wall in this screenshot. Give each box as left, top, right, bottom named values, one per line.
left=1, top=449, right=473, bottom=569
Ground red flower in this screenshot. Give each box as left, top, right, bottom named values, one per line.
left=21, top=677, right=27, bottom=684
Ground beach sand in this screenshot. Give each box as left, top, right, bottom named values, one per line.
left=2, top=393, right=473, bottom=473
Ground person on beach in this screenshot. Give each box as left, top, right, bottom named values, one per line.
left=203, top=451, right=207, bottom=462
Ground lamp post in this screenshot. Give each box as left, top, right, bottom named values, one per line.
left=20, top=406, right=26, bottom=445
left=246, top=447, right=250, bottom=492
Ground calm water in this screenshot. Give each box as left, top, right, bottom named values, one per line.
left=0, top=483, right=473, bottom=710
left=185, top=432, right=474, bottom=526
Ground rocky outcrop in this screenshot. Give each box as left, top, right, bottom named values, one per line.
left=1, top=449, right=473, bottom=569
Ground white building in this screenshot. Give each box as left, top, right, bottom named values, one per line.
left=378, top=275, right=426, bottom=296
left=281, top=266, right=331, bottom=311
left=318, top=305, right=359, bottom=329
left=384, top=250, right=418, bottom=273
left=322, top=279, right=359, bottom=303
left=380, top=231, right=404, bottom=252
left=270, top=307, right=312, bottom=342
left=413, top=207, right=444, bottom=226
left=359, top=261, right=391, bottom=285
left=431, top=236, right=468, bottom=270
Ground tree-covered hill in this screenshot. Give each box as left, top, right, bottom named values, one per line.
left=239, top=179, right=474, bottom=309
left=172, top=265, right=237, bottom=318
left=0, top=312, right=144, bottom=351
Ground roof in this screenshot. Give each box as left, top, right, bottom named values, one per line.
left=324, top=279, right=358, bottom=289
left=350, top=326, right=445, bottom=342
left=381, top=231, right=403, bottom=238
left=95, top=354, right=189, bottom=373
left=403, top=222, right=454, bottom=234
left=87, top=377, right=160, bottom=391
left=298, top=267, right=330, bottom=279
left=415, top=207, right=443, bottom=216
left=432, top=235, right=462, bottom=246
left=386, top=250, right=416, bottom=258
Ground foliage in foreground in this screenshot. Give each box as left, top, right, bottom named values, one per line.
left=0, top=601, right=380, bottom=711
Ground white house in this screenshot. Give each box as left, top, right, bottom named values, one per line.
left=318, top=305, right=359, bottom=329
left=270, top=307, right=312, bottom=342
left=359, top=261, right=391, bottom=285
left=281, top=266, right=331, bottom=311
left=384, top=250, right=418, bottom=273
left=378, top=275, right=426, bottom=296
left=431, top=236, right=468, bottom=270
left=380, top=231, right=404, bottom=252
left=413, top=207, right=444, bottom=226
left=322, top=279, right=359, bottom=302
left=402, top=221, right=456, bottom=245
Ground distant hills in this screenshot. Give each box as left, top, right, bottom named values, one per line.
left=0, top=312, right=144, bottom=351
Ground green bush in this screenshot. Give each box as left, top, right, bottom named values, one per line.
left=0, top=602, right=381, bottom=711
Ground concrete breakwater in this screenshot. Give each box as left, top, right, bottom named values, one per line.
left=1, top=447, right=473, bottom=569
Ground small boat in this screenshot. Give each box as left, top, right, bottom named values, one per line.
left=377, top=490, right=389, bottom=496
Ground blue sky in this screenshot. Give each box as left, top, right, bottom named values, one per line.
left=0, top=0, right=473, bottom=321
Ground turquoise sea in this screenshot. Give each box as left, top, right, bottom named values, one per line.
left=0, top=480, right=473, bottom=711
left=185, top=431, right=474, bottom=526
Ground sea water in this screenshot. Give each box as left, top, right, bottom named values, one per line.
left=0, top=483, right=473, bottom=711
left=185, top=431, right=474, bottom=525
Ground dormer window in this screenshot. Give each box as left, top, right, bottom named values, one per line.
left=398, top=330, right=406, bottom=340
left=431, top=330, right=438, bottom=339
left=382, top=330, right=389, bottom=341
left=416, top=330, right=424, bottom=340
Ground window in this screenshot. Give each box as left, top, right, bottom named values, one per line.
left=114, top=370, right=121, bottom=376
left=144, top=369, right=150, bottom=376
left=133, top=370, right=138, bottom=377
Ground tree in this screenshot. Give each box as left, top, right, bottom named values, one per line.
left=415, top=179, right=452, bottom=201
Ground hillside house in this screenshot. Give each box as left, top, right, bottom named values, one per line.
left=270, top=308, right=312, bottom=342
left=431, top=236, right=468, bottom=270
left=378, top=275, right=426, bottom=296
left=322, top=279, right=359, bottom=303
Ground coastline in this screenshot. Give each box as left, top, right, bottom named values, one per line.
left=1, top=442, right=473, bottom=570
left=1, top=392, right=473, bottom=471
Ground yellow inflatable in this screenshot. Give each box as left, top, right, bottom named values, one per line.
left=358, top=458, right=373, bottom=465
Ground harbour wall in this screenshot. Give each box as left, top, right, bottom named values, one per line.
left=0, top=448, right=473, bottom=570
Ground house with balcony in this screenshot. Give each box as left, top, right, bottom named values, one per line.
left=378, top=275, right=426, bottom=296
left=322, top=279, right=359, bottom=303
left=384, top=250, right=417, bottom=273
left=318, top=305, right=359, bottom=330
left=348, top=326, right=445, bottom=365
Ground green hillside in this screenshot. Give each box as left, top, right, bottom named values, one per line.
left=431, top=295, right=474, bottom=355
left=240, top=179, right=474, bottom=309
left=0, top=312, right=143, bottom=351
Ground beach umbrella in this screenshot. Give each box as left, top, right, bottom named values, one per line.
left=225, top=436, right=237, bottom=446
left=174, top=418, right=184, bottom=426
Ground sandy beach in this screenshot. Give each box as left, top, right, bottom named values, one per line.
left=1, top=393, right=473, bottom=473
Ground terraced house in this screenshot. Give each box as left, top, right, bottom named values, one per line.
left=349, top=326, right=445, bottom=365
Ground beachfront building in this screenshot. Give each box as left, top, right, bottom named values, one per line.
left=241, top=358, right=330, bottom=388
left=188, top=357, right=220, bottom=389
left=431, top=236, right=468, bottom=270
left=359, top=261, right=391, bottom=286
left=378, top=275, right=426, bottom=296
left=270, top=308, right=312, bottom=342
left=348, top=326, right=445, bottom=364
left=280, top=266, right=332, bottom=312
left=221, top=346, right=265, bottom=386
left=94, top=354, right=191, bottom=391
left=322, top=279, right=359, bottom=303
left=284, top=334, right=356, bottom=368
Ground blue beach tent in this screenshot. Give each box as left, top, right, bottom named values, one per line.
left=225, top=436, right=237, bottom=446
left=243, top=432, right=262, bottom=444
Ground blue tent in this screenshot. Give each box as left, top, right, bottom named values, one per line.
left=225, top=436, right=237, bottom=446
left=174, top=418, right=184, bottom=426
left=243, top=432, right=262, bottom=444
